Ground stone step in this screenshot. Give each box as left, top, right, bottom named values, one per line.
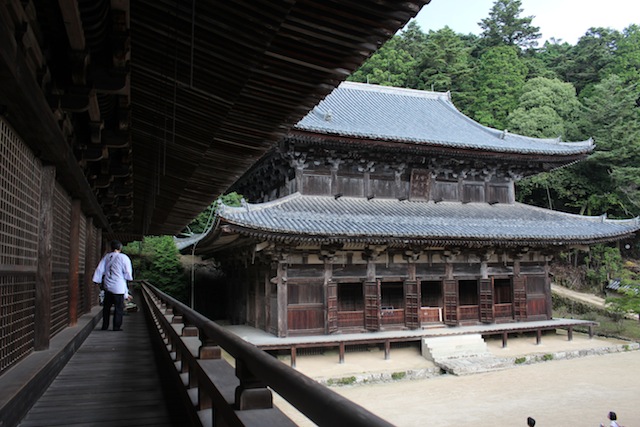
left=437, top=355, right=513, bottom=375
left=421, top=334, right=511, bottom=375
left=421, top=334, right=488, bottom=361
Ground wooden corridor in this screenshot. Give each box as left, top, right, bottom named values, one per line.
left=18, top=308, right=187, bottom=427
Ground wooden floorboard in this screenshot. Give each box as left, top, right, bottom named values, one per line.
left=18, top=308, right=187, bottom=427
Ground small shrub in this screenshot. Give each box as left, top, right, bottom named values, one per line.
left=623, top=344, right=630, bottom=351
left=391, top=372, right=406, bottom=380
left=542, top=353, right=554, bottom=361
left=515, top=357, right=526, bottom=364
left=336, top=376, right=356, bottom=386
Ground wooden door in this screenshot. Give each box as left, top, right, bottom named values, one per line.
left=364, top=280, right=380, bottom=331
left=404, top=280, right=419, bottom=329
left=326, top=281, right=338, bottom=333
left=513, top=276, right=527, bottom=320
left=443, top=279, right=458, bottom=326
left=479, top=278, right=494, bottom=323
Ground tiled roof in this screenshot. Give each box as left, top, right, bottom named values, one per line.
left=295, top=82, right=594, bottom=156
left=216, top=193, right=639, bottom=246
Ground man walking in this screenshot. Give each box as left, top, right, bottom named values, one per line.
left=93, top=240, right=133, bottom=331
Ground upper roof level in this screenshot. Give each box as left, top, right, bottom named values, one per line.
left=295, top=82, right=594, bottom=157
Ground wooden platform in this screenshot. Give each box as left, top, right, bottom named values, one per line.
left=18, top=308, right=186, bottom=427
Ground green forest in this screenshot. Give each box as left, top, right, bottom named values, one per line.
left=349, top=0, right=640, bottom=220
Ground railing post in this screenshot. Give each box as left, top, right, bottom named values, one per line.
left=235, top=359, right=273, bottom=410
left=182, top=317, right=198, bottom=337
left=198, top=332, right=221, bottom=360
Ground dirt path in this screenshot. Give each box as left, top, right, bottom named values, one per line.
left=551, top=283, right=608, bottom=308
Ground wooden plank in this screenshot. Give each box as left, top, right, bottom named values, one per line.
left=18, top=307, right=185, bottom=426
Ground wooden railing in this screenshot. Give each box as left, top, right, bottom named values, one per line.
left=140, top=282, right=394, bottom=427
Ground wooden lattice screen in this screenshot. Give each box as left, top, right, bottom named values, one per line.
left=77, top=213, right=87, bottom=314
left=51, top=183, right=71, bottom=337
left=0, top=118, right=41, bottom=374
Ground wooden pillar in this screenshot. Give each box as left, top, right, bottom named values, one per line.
left=264, top=269, right=271, bottom=333
left=290, top=346, right=297, bottom=368
left=276, top=255, right=288, bottom=338
left=364, top=247, right=380, bottom=332
left=68, top=199, right=81, bottom=326
left=544, top=257, right=553, bottom=319
left=323, top=253, right=337, bottom=334
left=35, top=166, right=55, bottom=351
left=339, top=342, right=345, bottom=364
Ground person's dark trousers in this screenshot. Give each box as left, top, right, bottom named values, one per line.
left=102, top=291, right=125, bottom=330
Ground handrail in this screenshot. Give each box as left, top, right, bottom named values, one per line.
left=140, top=281, right=395, bottom=427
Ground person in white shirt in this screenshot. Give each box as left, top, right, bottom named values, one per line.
left=92, top=240, right=133, bottom=331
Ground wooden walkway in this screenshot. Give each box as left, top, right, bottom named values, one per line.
left=18, top=308, right=187, bottom=427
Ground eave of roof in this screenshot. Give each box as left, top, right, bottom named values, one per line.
left=294, top=81, right=594, bottom=157
left=196, top=193, right=639, bottom=251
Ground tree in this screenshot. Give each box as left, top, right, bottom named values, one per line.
left=506, top=77, right=582, bottom=139
left=348, top=37, right=417, bottom=87
left=124, top=236, right=188, bottom=302
left=466, top=45, right=527, bottom=129
left=478, top=0, right=541, bottom=50
left=182, top=192, right=243, bottom=235
left=415, top=27, right=473, bottom=94
left=578, top=75, right=640, bottom=217
left=550, top=27, right=620, bottom=95
left=606, top=25, right=640, bottom=89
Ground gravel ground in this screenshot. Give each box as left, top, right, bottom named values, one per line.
left=273, top=332, right=639, bottom=426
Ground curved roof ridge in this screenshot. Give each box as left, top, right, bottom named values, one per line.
left=339, top=81, right=450, bottom=100
left=219, top=192, right=303, bottom=215
left=512, top=201, right=640, bottom=224
left=295, top=82, right=595, bottom=156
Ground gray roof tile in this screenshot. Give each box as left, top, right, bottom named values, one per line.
left=295, top=82, right=594, bottom=156
left=218, top=193, right=639, bottom=244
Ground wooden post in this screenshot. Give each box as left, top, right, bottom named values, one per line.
left=35, top=166, right=55, bottom=351
left=290, top=346, right=297, bottom=368
left=235, top=359, right=273, bottom=410
left=536, top=329, right=542, bottom=345
left=198, top=333, right=221, bottom=360
left=339, top=342, right=345, bottom=364
left=276, top=257, right=288, bottom=338
left=567, top=326, right=573, bottom=341
left=502, top=332, right=508, bottom=348
left=68, top=199, right=81, bottom=326
left=384, top=340, right=391, bottom=360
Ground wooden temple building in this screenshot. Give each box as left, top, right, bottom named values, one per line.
left=194, top=82, right=640, bottom=338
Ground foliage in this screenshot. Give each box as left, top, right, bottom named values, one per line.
left=467, top=45, right=527, bottom=129
left=506, top=77, right=582, bottom=139
left=349, top=37, right=417, bottom=87
left=183, top=192, right=244, bottom=235
left=583, top=244, right=626, bottom=290
left=477, top=0, right=541, bottom=50
left=124, top=236, right=188, bottom=302
left=579, top=75, right=640, bottom=217
left=415, top=27, right=473, bottom=94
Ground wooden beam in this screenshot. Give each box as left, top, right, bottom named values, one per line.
left=35, top=166, right=55, bottom=350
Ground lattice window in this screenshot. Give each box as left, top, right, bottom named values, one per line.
left=52, top=182, right=71, bottom=273
left=0, top=275, right=36, bottom=375
left=0, top=119, right=40, bottom=374
left=51, top=273, right=69, bottom=336
left=0, top=119, right=41, bottom=267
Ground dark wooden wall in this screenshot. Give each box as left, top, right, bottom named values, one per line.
left=0, top=118, right=102, bottom=375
